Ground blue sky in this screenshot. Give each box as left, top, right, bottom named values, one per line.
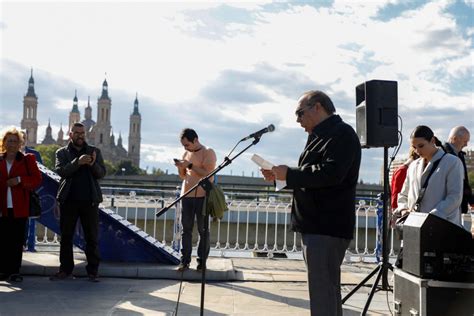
left=1, top=0, right=473, bottom=184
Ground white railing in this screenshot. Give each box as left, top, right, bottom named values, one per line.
left=34, top=189, right=473, bottom=261
left=34, top=190, right=400, bottom=262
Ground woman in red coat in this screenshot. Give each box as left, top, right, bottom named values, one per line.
left=0, top=127, right=42, bottom=282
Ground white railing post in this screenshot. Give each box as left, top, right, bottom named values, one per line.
left=78, top=190, right=388, bottom=262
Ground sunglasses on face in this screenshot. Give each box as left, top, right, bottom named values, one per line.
left=295, top=104, right=314, bottom=118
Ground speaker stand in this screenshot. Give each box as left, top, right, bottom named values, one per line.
left=342, top=146, right=393, bottom=315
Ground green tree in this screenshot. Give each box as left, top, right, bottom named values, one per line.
left=115, top=160, right=144, bottom=175
left=35, top=144, right=61, bottom=170
left=151, top=167, right=165, bottom=176
left=104, top=160, right=117, bottom=176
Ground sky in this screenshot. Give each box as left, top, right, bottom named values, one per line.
left=1, top=0, right=473, bottom=184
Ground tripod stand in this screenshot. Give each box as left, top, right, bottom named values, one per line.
left=342, top=146, right=393, bottom=315
left=156, top=137, right=262, bottom=316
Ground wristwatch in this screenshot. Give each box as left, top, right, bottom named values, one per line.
left=187, top=163, right=193, bottom=170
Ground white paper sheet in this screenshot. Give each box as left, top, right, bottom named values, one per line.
left=251, top=154, right=287, bottom=191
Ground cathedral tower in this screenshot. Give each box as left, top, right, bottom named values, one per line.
left=94, top=79, right=112, bottom=148
left=69, top=90, right=81, bottom=129
left=20, top=69, right=39, bottom=146
left=57, top=123, right=65, bottom=146
left=42, top=119, right=56, bottom=145
left=128, top=93, right=141, bottom=167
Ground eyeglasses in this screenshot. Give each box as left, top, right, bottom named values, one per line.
left=295, top=104, right=314, bottom=118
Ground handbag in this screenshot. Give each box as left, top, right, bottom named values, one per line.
left=395, top=153, right=446, bottom=239
left=24, top=156, right=42, bottom=218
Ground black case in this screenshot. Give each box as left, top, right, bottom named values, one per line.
left=394, top=268, right=474, bottom=316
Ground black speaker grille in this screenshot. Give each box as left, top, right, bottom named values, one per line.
left=355, top=80, right=398, bottom=148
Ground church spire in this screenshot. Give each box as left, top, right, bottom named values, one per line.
left=100, top=77, right=110, bottom=100
left=26, top=68, right=37, bottom=98
left=71, top=90, right=79, bottom=113
left=133, top=92, right=140, bottom=115
left=117, top=131, right=123, bottom=147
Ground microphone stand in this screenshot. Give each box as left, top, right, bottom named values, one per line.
left=156, top=136, right=262, bottom=316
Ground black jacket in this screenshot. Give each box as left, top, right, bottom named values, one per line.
left=286, top=115, right=361, bottom=239
left=55, top=142, right=106, bottom=204
left=443, top=142, right=473, bottom=213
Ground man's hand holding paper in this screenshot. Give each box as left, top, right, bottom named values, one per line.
left=251, top=154, right=287, bottom=191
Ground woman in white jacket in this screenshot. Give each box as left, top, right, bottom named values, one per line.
left=397, top=125, right=464, bottom=226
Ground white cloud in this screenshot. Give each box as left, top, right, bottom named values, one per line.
left=1, top=1, right=472, bottom=183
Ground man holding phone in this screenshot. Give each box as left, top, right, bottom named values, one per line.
left=174, top=128, right=216, bottom=272
left=50, top=122, right=106, bottom=282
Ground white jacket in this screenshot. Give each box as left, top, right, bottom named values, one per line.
left=397, top=149, right=464, bottom=226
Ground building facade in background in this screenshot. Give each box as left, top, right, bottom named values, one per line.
left=19, top=70, right=142, bottom=167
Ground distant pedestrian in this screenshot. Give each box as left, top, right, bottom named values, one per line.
left=50, top=122, right=106, bottom=282
left=0, top=127, right=42, bottom=282
left=174, top=128, right=216, bottom=272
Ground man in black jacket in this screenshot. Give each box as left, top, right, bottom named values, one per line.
left=444, top=126, right=473, bottom=213
left=262, top=90, right=361, bottom=316
left=50, top=122, right=106, bottom=282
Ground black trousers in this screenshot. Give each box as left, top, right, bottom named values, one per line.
left=59, top=200, right=100, bottom=275
left=0, top=209, right=27, bottom=275
left=180, top=197, right=209, bottom=265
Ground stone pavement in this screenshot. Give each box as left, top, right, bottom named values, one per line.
left=0, top=251, right=394, bottom=315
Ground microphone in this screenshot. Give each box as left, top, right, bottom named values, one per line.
left=240, top=124, right=275, bottom=141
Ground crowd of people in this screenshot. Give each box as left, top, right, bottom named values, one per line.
left=0, top=90, right=472, bottom=316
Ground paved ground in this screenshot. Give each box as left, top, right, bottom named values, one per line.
left=0, top=251, right=395, bottom=315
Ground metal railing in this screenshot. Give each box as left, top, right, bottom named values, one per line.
left=32, top=188, right=390, bottom=262
left=34, top=188, right=473, bottom=261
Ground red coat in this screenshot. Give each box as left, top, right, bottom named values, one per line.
left=0, top=152, right=42, bottom=218
left=390, top=164, right=408, bottom=210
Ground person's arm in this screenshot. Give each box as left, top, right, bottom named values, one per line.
left=391, top=167, right=407, bottom=209
left=396, top=172, right=411, bottom=215
left=286, top=129, right=360, bottom=189
left=55, top=148, right=81, bottom=178
left=90, top=148, right=106, bottom=179
left=16, top=154, right=42, bottom=189
left=430, top=158, right=463, bottom=219
left=176, top=153, right=187, bottom=179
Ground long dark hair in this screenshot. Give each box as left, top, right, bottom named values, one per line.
left=410, top=125, right=443, bottom=149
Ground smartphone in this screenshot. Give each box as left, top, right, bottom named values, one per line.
left=173, top=158, right=180, bottom=163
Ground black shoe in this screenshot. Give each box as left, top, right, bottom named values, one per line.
left=196, top=263, right=206, bottom=272
left=177, top=263, right=189, bottom=272
left=87, top=274, right=100, bottom=283
left=49, top=271, right=75, bottom=281
left=8, top=274, right=23, bottom=282
left=0, top=273, right=10, bottom=281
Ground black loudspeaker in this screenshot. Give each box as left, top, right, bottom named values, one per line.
left=403, top=213, right=474, bottom=280
left=355, top=80, right=398, bottom=148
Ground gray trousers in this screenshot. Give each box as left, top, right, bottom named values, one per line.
left=301, top=233, right=350, bottom=316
